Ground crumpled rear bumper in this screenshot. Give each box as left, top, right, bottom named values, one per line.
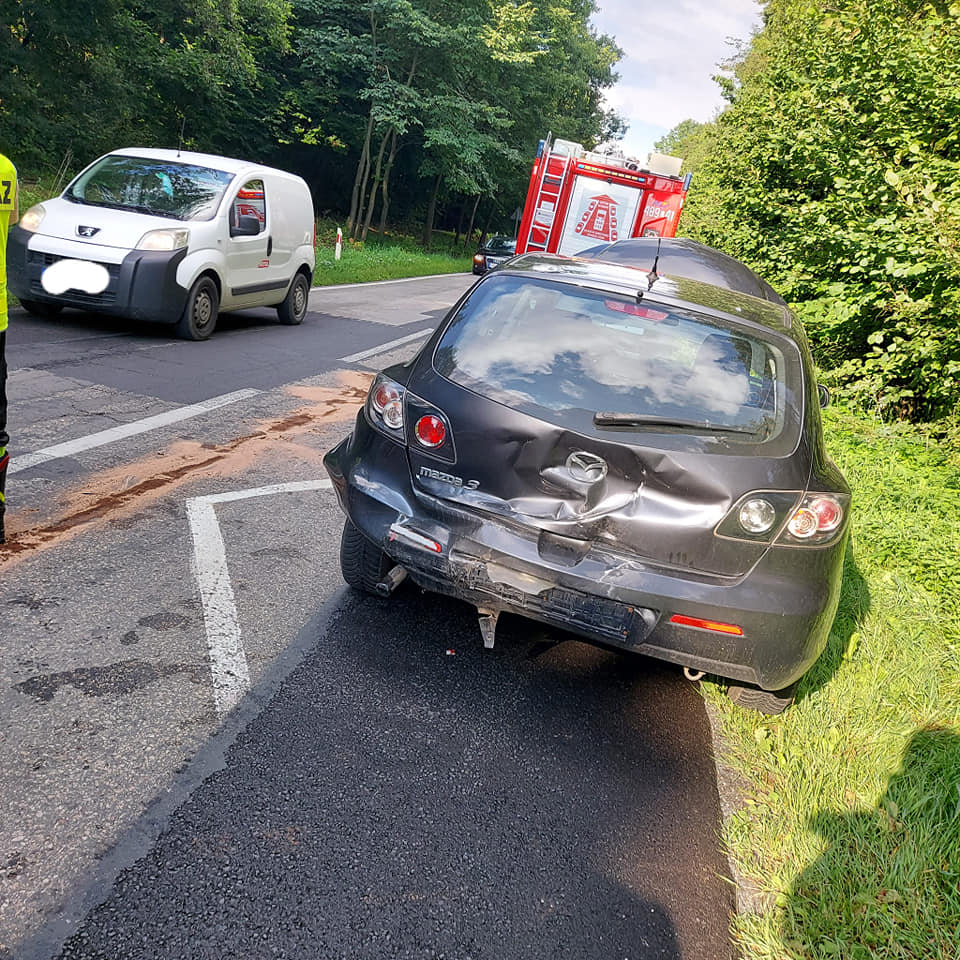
left=323, top=419, right=846, bottom=690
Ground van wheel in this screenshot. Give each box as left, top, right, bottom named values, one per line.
left=176, top=277, right=218, bottom=341
left=340, top=519, right=393, bottom=596
left=727, top=680, right=798, bottom=715
left=20, top=299, right=63, bottom=317
left=277, top=273, right=310, bottom=325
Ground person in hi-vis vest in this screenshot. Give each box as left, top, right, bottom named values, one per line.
left=0, top=151, right=18, bottom=544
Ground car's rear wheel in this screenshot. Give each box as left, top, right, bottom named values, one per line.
left=20, top=299, right=63, bottom=317
left=176, top=276, right=218, bottom=341
left=340, top=519, right=394, bottom=595
left=277, top=272, right=310, bottom=325
left=727, top=680, right=798, bottom=715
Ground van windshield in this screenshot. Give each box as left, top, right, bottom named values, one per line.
left=65, top=156, right=235, bottom=221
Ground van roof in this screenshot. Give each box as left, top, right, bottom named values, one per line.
left=107, top=148, right=302, bottom=181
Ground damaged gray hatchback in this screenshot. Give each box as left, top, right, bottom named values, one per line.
left=324, top=241, right=850, bottom=713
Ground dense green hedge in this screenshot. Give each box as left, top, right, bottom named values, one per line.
left=676, top=0, right=960, bottom=424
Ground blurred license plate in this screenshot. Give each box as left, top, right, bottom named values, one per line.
left=486, top=258, right=503, bottom=268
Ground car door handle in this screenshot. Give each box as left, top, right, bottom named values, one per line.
left=267, top=235, right=273, bottom=256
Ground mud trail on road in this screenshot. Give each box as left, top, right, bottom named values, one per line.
left=0, top=372, right=373, bottom=566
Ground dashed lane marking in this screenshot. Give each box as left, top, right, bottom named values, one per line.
left=186, top=479, right=334, bottom=715
left=9, top=388, right=262, bottom=475
left=339, top=329, right=431, bottom=363
left=308, top=272, right=469, bottom=293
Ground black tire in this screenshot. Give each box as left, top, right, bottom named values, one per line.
left=277, top=272, right=310, bottom=325
left=339, top=519, right=394, bottom=595
left=727, top=680, right=799, bottom=715
left=20, top=299, right=63, bottom=317
left=176, top=276, right=218, bottom=340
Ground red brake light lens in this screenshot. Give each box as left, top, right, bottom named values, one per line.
left=368, top=376, right=405, bottom=432
left=415, top=415, right=447, bottom=448
left=787, top=495, right=844, bottom=539
left=810, top=496, right=842, bottom=532
left=604, top=300, right=669, bottom=321
left=372, top=382, right=400, bottom=413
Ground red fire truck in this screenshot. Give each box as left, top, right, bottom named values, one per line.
left=515, top=136, right=691, bottom=256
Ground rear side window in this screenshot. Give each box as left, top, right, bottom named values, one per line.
left=434, top=275, right=800, bottom=443
left=232, top=179, right=266, bottom=233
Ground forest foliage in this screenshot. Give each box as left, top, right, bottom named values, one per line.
left=1, top=0, right=622, bottom=243
left=661, top=0, right=960, bottom=424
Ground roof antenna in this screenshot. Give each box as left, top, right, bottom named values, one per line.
left=177, top=115, right=186, bottom=157
left=647, top=236, right=662, bottom=290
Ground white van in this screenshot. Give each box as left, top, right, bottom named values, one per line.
left=8, top=148, right=316, bottom=340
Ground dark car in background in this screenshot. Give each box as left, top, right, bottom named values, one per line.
left=472, top=235, right=516, bottom=275
left=325, top=240, right=850, bottom=714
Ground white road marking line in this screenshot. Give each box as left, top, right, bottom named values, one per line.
left=339, top=330, right=431, bottom=363
left=309, top=272, right=469, bottom=293
left=9, top=388, right=262, bottom=474
left=186, top=479, right=333, bottom=714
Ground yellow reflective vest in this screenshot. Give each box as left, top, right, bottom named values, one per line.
left=0, top=152, right=18, bottom=333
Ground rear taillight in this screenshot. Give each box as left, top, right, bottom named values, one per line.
left=366, top=374, right=406, bottom=438
left=716, top=490, right=848, bottom=546
left=405, top=393, right=456, bottom=463
left=738, top=497, right=777, bottom=534
left=415, top=415, right=446, bottom=448
left=782, top=494, right=844, bottom=543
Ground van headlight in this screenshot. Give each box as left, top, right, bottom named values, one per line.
left=137, top=228, right=189, bottom=251
left=19, top=203, right=46, bottom=233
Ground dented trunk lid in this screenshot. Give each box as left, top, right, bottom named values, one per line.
left=403, top=271, right=810, bottom=578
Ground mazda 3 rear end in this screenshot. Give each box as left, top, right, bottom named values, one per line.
left=324, top=252, right=850, bottom=713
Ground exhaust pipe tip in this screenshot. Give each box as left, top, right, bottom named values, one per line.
left=375, top=564, right=407, bottom=597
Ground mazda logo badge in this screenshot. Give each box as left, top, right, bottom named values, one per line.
left=77, top=225, right=100, bottom=238
left=565, top=451, right=608, bottom=483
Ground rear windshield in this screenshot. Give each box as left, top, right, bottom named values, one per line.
left=434, top=275, right=800, bottom=443
left=65, top=156, right=235, bottom=221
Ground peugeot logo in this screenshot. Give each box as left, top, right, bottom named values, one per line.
left=565, top=451, right=608, bottom=484
left=77, top=225, right=100, bottom=238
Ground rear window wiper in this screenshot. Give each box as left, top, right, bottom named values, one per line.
left=593, top=412, right=758, bottom=434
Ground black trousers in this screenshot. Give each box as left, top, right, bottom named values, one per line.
left=1, top=330, right=8, bottom=542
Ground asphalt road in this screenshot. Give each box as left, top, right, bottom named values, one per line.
left=0, top=276, right=735, bottom=960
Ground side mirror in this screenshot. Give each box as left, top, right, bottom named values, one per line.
left=818, top=384, right=831, bottom=409
left=230, top=214, right=261, bottom=238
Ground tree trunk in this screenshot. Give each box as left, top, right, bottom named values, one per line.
left=378, top=128, right=399, bottom=235
left=422, top=174, right=442, bottom=248
left=454, top=201, right=465, bottom=246
left=349, top=111, right=374, bottom=239
left=479, top=201, right=497, bottom=246
left=464, top=193, right=481, bottom=247
left=361, top=128, right=391, bottom=242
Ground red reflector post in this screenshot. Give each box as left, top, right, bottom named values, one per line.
left=670, top=614, right=743, bottom=636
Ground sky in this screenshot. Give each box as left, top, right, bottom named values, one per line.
left=590, top=0, right=764, bottom=161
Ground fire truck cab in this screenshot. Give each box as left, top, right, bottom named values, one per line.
left=515, top=136, right=691, bottom=256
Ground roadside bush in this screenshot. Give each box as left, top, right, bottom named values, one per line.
left=681, top=0, right=960, bottom=423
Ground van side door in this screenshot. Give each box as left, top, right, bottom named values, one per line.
left=224, top=177, right=282, bottom=307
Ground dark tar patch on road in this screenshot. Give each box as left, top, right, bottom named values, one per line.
left=13, top=660, right=207, bottom=703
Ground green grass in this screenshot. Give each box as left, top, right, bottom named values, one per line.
left=705, top=405, right=960, bottom=958
left=313, top=219, right=473, bottom=285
